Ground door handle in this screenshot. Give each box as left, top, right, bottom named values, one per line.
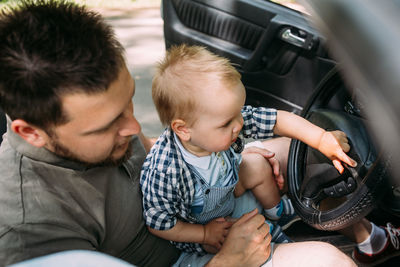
left=281, top=28, right=306, bottom=47
left=279, top=27, right=317, bottom=50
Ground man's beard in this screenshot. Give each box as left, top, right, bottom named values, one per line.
left=49, top=138, right=133, bottom=168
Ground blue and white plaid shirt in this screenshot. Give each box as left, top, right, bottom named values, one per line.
left=140, top=106, right=277, bottom=254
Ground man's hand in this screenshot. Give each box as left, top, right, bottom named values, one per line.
left=318, top=130, right=357, bottom=173
left=242, top=146, right=285, bottom=190
left=203, top=217, right=233, bottom=251
left=206, top=209, right=272, bottom=267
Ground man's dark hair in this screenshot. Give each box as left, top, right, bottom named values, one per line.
left=0, top=0, right=125, bottom=129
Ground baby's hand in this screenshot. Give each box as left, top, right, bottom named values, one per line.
left=318, top=130, right=357, bottom=173
left=203, top=217, right=233, bottom=251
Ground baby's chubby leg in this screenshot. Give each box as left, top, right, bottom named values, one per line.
left=236, top=138, right=299, bottom=231
left=236, top=153, right=293, bottom=243
left=236, top=152, right=281, bottom=209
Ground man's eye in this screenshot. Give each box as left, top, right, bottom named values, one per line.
left=95, top=120, right=118, bottom=134
left=95, top=127, right=111, bottom=134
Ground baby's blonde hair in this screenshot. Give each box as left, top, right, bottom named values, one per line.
left=152, top=44, right=241, bottom=126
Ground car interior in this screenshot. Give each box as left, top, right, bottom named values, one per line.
left=162, top=0, right=400, bottom=264
left=0, top=0, right=398, bottom=265
left=0, top=109, right=5, bottom=145
left=163, top=0, right=335, bottom=114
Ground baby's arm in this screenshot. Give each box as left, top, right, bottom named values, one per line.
left=148, top=218, right=233, bottom=252
left=274, top=110, right=357, bottom=173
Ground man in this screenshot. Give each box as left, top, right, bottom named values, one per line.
left=0, top=1, right=178, bottom=266
left=0, top=1, right=355, bottom=266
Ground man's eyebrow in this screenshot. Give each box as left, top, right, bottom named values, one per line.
left=82, top=85, right=135, bottom=135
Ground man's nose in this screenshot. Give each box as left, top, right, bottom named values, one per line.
left=118, top=115, right=141, bottom=137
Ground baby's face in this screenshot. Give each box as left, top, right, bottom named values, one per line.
left=186, top=81, right=246, bottom=155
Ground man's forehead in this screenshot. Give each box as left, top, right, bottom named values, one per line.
left=59, top=67, right=135, bottom=129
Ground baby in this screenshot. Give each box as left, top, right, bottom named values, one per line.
left=140, top=44, right=356, bottom=255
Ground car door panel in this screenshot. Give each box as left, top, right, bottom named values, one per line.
left=163, top=0, right=336, bottom=114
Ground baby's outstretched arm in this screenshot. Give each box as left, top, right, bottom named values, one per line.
left=148, top=217, right=233, bottom=252
left=274, top=110, right=357, bottom=173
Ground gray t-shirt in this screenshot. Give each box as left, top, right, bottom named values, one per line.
left=0, top=128, right=180, bottom=267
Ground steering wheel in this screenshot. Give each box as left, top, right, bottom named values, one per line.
left=287, top=68, right=390, bottom=231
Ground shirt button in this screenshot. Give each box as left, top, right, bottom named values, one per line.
left=205, top=189, right=210, bottom=194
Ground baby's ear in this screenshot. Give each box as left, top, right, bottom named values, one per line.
left=11, top=119, right=47, bottom=147
left=171, top=119, right=191, bottom=142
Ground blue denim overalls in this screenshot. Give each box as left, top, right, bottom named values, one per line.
left=189, top=152, right=240, bottom=224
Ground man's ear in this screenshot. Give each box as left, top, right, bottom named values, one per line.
left=11, top=119, right=48, bottom=147
left=171, top=119, right=191, bottom=142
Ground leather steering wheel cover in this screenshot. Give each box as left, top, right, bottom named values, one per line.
left=287, top=68, right=389, bottom=230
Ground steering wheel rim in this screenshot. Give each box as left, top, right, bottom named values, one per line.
left=287, top=67, right=390, bottom=231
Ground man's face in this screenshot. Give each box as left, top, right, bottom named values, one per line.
left=43, top=64, right=141, bottom=166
